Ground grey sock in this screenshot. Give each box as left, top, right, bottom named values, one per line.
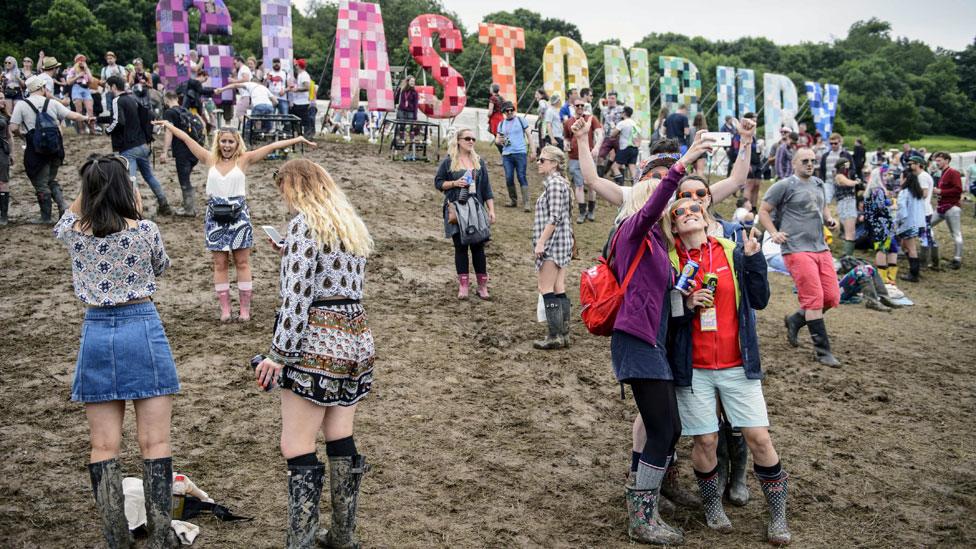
left=634, top=457, right=669, bottom=491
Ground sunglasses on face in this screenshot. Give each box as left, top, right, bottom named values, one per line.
left=574, top=104, right=586, bottom=109
left=830, top=142, right=840, bottom=146
left=460, top=136, right=476, bottom=142
left=799, top=159, right=816, bottom=165
left=671, top=203, right=703, bottom=218
left=678, top=188, right=709, bottom=199
left=537, top=157, right=552, bottom=164
left=503, top=109, right=514, bottom=113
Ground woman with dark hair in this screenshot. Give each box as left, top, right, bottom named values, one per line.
left=435, top=128, right=496, bottom=299
left=54, top=154, right=179, bottom=548
left=487, top=83, right=504, bottom=154
left=895, top=171, right=926, bottom=282
left=396, top=76, right=419, bottom=155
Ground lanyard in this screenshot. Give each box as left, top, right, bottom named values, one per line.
left=679, top=237, right=714, bottom=278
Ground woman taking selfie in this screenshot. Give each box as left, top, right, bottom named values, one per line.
left=532, top=145, right=574, bottom=350
left=54, top=154, right=179, bottom=548
left=153, top=120, right=315, bottom=321
left=253, top=158, right=375, bottom=548
left=435, top=128, right=496, bottom=299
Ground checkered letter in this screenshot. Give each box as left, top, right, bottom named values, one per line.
left=603, top=46, right=650, bottom=137
left=329, top=0, right=395, bottom=111
left=804, top=82, right=840, bottom=137
left=763, top=73, right=799, bottom=148
left=155, top=0, right=233, bottom=92
left=478, top=23, right=526, bottom=104
left=408, top=14, right=466, bottom=118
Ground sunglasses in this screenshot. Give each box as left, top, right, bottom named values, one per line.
left=678, top=188, right=709, bottom=199
left=503, top=109, right=514, bottom=113
left=574, top=104, right=586, bottom=108
left=460, top=136, right=476, bottom=142
left=799, top=159, right=817, bottom=165
left=537, top=157, right=552, bottom=164
left=671, top=203, right=703, bottom=218
left=830, top=142, right=840, bottom=145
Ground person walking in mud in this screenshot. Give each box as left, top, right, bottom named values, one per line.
left=435, top=127, right=496, bottom=300
left=253, top=158, right=375, bottom=548
left=54, top=154, right=181, bottom=548
left=663, top=198, right=792, bottom=545
left=151, top=121, right=315, bottom=321
left=532, top=145, right=574, bottom=350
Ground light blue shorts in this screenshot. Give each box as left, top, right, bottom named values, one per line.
left=675, top=367, right=768, bottom=436
left=71, top=84, right=93, bottom=101
left=567, top=159, right=584, bottom=188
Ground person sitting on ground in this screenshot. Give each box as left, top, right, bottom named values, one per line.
left=532, top=145, right=574, bottom=350
left=663, top=198, right=792, bottom=545
left=435, top=128, right=496, bottom=300
left=151, top=120, right=315, bottom=321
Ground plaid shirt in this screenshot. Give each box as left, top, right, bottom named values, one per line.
left=533, top=172, right=574, bottom=268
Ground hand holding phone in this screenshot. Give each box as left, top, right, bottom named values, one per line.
left=702, top=132, right=732, bottom=147
left=262, top=225, right=284, bottom=247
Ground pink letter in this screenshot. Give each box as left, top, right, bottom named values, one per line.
left=330, top=0, right=395, bottom=111
left=155, top=0, right=233, bottom=91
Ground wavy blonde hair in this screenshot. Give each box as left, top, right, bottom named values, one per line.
left=210, top=128, right=247, bottom=164
left=614, top=177, right=661, bottom=225
left=276, top=158, right=374, bottom=257
left=448, top=128, right=481, bottom=173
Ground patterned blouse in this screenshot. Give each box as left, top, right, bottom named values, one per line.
left=54, top=212, right=170, bottom=306
left=532, top=172, right=574, bottom=269
left=269, top=213, right=366, bottom=365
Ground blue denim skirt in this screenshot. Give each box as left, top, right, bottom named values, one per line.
left=72, top=302, right=180, bottom=403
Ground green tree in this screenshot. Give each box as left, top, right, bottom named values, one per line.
left=27, top=0, right=110, bottom=64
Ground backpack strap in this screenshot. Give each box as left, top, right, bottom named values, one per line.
left=25, top=98, right=40, bottom=116
left=619, top=238, right=650, bottom=291
left=42, top=98, right=50, bottom=113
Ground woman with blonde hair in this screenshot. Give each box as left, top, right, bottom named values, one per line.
left=152, top=120, right=314, bottom=321
left=435, top=127, right=496, bottom=299
left=253, top=158, right=375, bottom=548
left=652, top=106, right=670, bottom=141
left=532, top=145, right=574, bottom=349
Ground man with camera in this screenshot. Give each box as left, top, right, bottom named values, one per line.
left=494, top=101, right=533, bottom=211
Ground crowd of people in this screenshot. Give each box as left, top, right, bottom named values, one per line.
left=5, top=41, right=971, bottom=548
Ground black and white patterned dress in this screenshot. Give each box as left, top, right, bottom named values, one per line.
left=204, top=165, right=253, bottom=252
left=267, top=213, right=374, bottom=406
left=532, top=172, right=574, bottom=270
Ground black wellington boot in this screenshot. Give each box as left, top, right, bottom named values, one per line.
left=533, top=294, right=563, bottom=350
left=89, top=458, right=134, bottom=549
left=807, top=318, right=841, bottom=367
left=28, top=192, right=53, bottom=224
left=49, top=180, right=67, bottom=220
left=784, top=311, right=806, bottom=348
left=317, top=455, right=367, bottom=549
left=287, top=462, right=325, bottom=549
left=143, top=457, right=179, bottom=549
left=0, top=191, right=9, bottom=225
left=726, top=426, right=751, bottom=506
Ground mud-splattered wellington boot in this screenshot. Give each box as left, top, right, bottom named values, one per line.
left=287, top=462, right=325, bottom=549
left=317, top=455, right=367, bottom=549
left=143, top=457, right=180, bottom=549
left=88, top=458, right=134, bottom=549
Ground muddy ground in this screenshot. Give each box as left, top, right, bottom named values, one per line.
left=1, top=133, right=974, bottom=548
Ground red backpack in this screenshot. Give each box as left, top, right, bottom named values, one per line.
left=579, top=233, right=651, bottom=336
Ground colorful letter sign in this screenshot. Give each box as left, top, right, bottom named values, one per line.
left=197, top=44, right=235, bottom=104
left=716, top=67, right=757, bottom=127
left=542, top=37, right=589, bottom=104
left=763, top=73, right=799, bottom=150
left=603, top=45, right=650, bottom=137
left=330, top=0, right=394, bottom=111
left=659, top=56, right=702, bottom=118
left=477, top=23, right=525, bottom=104
left=408, top=14, right=466, bottom=118
left=155, top=0, right=233, bottom=91
left=261, top=0, right=293, bottom=74
left=805, top=81, right=840, bottom=137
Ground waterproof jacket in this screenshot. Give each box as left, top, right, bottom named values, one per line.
left=667, top=237, right=770, bottom=387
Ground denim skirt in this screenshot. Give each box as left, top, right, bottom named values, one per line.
left=72, top=302, right=180, bottom=403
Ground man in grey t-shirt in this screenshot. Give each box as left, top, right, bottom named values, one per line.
left=760, top=147, right=842, bottom=367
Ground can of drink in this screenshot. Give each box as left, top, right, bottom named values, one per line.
left=250, top=354, right=276, bottom=391
left=703, top=273, right=718, bottom=294
left=675, top=260, right=700, bottom=294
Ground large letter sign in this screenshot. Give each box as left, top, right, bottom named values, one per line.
left=542, top=37, right=589, bottom=104
left=156, top=0, right=233, bottom=96
left=716, top=67, right=757, bottom=126
left=196, top=45, right=235, bottom=104
left=408, top=15, right=466, bottom=118
left=659, top=56, right=702, bottom=118
left=261, top=0, right=293, bottom=74
left=603, top=45, right=650, bottom=137
left=330, top=0, right=394, bottom=111
left=763, top=73, right=799, bottom=150
left=737, top=69, right=756, bottom=119
left=478, top=23, right=525, bottom=103
left=805, top=81, right=840, bottom=137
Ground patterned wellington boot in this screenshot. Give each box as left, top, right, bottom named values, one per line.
left=143, top=457, right=180, bottom=549
left=317, top=455, right=367, bottom=549
left=625, top=488, right=684, bottom=545
left=624, top=471, right=676, bottom=515
left=88, top=459, right=134, bottom=549
left=696, top=470, right=733, bottom=533
left=758, top=473, right=792, bottom=546
left=287, top=463, right=325, bottom=549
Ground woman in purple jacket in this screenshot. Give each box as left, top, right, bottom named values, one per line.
left=574, top=120, right=716, bottom=545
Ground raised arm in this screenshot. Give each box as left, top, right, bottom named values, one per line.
left=573, top=116, right=623, bottom=207
left=151, top=119, right=212, bottom=163
left=709, top=117, right=756, bottom=204
left=241, top=136, right=316, bottom=169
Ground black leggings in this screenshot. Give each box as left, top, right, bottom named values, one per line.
left=631, top=379, right=681, bottom=468
left=452, top=232, right=486, bottom=275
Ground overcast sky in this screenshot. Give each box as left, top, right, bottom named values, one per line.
left=296, top=0, right=975, bottom=52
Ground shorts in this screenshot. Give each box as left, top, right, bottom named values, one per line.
left=837, top=196, right=857, bottom=220
left=748, top=165, right=763, bottom=180
left=783, top=250, right=840, bottom=311
left=598, top=135, right=618, bottom=159
left=896, top=227, right=919, bottom=240
left=615, top=146, right=639, bottom=166
left=676, top=367, right=769, bottom=435
left=72, top=302, right=180, bottom=403
left=71, top=85, right=93, bottom=101
left=568, top=159, right=584, bottom=188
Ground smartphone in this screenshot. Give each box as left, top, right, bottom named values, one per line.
left=262, top=225, right=284, bottom=246
left=702, top=131, right=732, bottom=147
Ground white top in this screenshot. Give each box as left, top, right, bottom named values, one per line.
left=244, top=82, right=274, bottom=107
left=207, top=165, right=246, bottom=198
left=265, top=69, right=288, bottom=98
left=39, top=73, right=54, bottom=94
left=616, top=118, right=639, bottom=149
left=290, top=70, right=311, bottom=106
left=236, top=66, right=253, bottom=97
left=917, top=171, right=934, bottom=217
left=11, top=94, right=72, bottom=131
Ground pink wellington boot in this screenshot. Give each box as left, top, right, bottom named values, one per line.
left=476, top=274, right=490, bottom=300
left=238, top=281, right=253, bottom=321
left=215, top=283, right=232, bottom=322
left=457, top=274, right=470, bottom=300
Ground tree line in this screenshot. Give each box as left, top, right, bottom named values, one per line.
left=8, top=0, right=975, bottom=142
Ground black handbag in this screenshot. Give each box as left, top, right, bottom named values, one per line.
left=210, top=202, right=243, bottom=224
